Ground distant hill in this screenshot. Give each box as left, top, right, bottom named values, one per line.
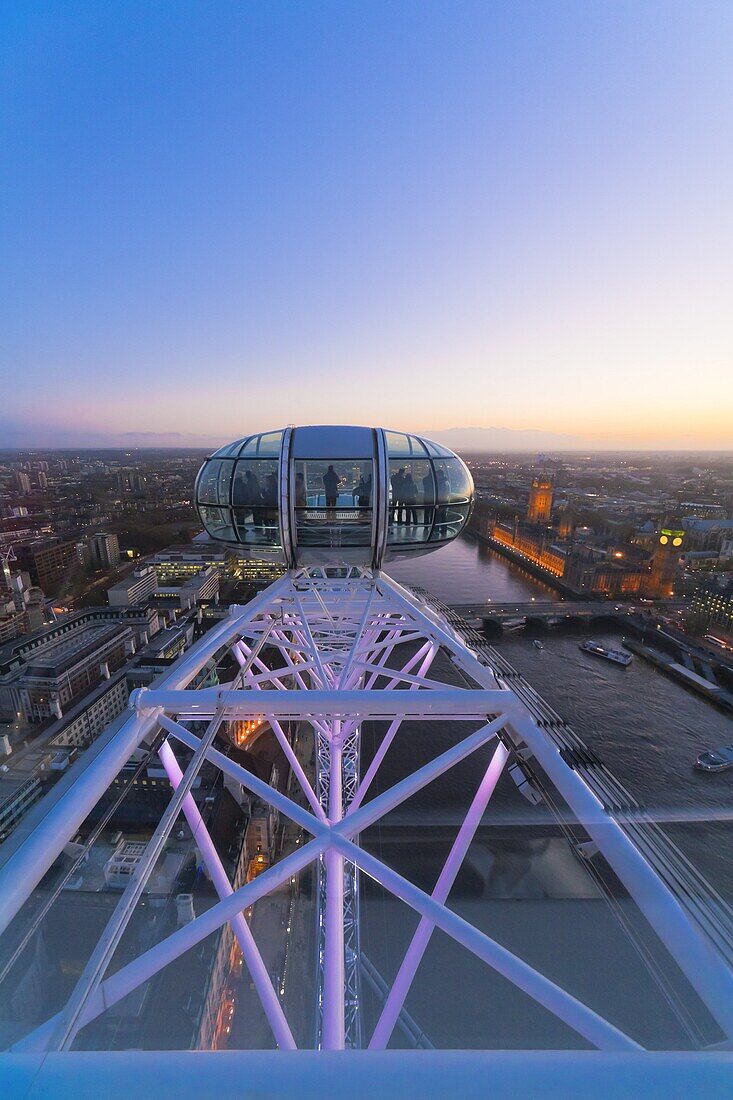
left=426, top=426, right=588, bottom=452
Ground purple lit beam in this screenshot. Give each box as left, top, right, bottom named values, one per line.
left=158, top=739, right=296, bottom=1050
left=369, top=740, right=509, bottom=1049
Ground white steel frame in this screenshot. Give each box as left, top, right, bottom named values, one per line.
left=1, top=567, right=733, bottom=1061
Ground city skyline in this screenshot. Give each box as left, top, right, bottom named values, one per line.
left=2, top=419, right=733, bottom=453
left=2, top=3, right=732, bottom=451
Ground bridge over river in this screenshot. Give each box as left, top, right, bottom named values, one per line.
left=450, top=600, right=687, bottom=622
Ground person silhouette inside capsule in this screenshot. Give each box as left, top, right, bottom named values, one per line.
left=295, top=471, right=307, bottom=509
left=323, top=465, right=339, bottom=518
left=391, top=467, right=405, bottom=524
left=402, top=471, right=418, bottom=527
left=262, top=472, right=278, bottom=539
left=233, top=468, right=261, bottom=507
left=353, top=470, right=372, bottom=522
left=422, top=469, right=435, bottom=526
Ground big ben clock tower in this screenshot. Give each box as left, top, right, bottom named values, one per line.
left=645, top=523, right=685, bottom=599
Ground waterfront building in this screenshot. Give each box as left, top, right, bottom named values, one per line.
left=490, top=519, right=566, bottom=577
left=526, top=475, right=554, bottom=525
left=644, top=524, right=685, bottom=599
left=689, top=576, right=733, bottom=633
left=563, top=551, right=645, bottom=597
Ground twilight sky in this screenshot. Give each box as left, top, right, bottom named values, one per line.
left=1, top=1, right=732, bottom=450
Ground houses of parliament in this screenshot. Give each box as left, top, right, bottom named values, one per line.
left=476, top=474, right=683, bottom=600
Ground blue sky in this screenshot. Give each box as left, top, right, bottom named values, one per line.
left=1, top=1, right=732, bottom=448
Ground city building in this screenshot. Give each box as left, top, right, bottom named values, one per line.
left=682, top=518, right=733, bottom=553
left=644, top=524, right=685, bottom=599
left=689, top=576, right=733, bottom=634
left=15, top=538, right=81, bottom=597
left=563, top=549, right=645, bottom=597
left=117, top=469, right=147, bottom=494
left=0, top=775, right=43, bottom=843
left=557, top=507, right=574, bottom=539
left=0, top=570, right=45, bottom=645
left=153, top=566, right=219, bottom=609
left=88, top=531, right=121, bottom=569
left=47, top=671, right=130, bottom=750
left=490, top=519, right=566, bottom=578
left=107, top=566, right=158, bottom=607
left=148, top=546, right=232, bottom=582
left=0, top=608, right=29, bottom=647
left=527, top=475, right=554, bottom=525
left=0, top=607, right=158, bottom=677
left=0, top=619, right=134, bottom=723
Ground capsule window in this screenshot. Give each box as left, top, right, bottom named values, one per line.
left=197, top=459, right=235, bottom=506
left=294, top=459, right=374, bottom=547
left=387, top=459, right=434, bottom=543
left=232, top=459, right=281, bottom=546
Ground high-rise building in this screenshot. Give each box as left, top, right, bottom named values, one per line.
left=527, top=475, right=553, bottom=525
left=15, top=538, right=81, bottom=597
left=117, top=469, right=147, bottom=494
left=13, top=471, right=31, bottom=494
left=88, top=532, right=121, bottom=570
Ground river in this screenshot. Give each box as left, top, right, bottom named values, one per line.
left=387, top=533, right=733, bottom=898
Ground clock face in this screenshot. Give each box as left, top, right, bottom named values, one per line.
left=659, top=535, right=668, bottom=545
left=672, top=536, right=683, bottom=547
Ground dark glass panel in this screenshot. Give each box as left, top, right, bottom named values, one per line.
left=197, top=459, right=234, bottom=506
left=429, top=503, right=470, bottom=542
left=433, top=458, right=473, bottom=504
left=239, top=430, right=283, bottom=456
left=232, top=458, right=280, bottom=546
left=199, top=505, right=236, bottom=541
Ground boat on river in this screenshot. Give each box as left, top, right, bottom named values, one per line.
left=579, top=640, right=632, bottom=667
left=695, top=745, right=733, bottom=772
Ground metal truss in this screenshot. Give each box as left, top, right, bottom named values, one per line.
left=1, top=567, right=733, bottom=1061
